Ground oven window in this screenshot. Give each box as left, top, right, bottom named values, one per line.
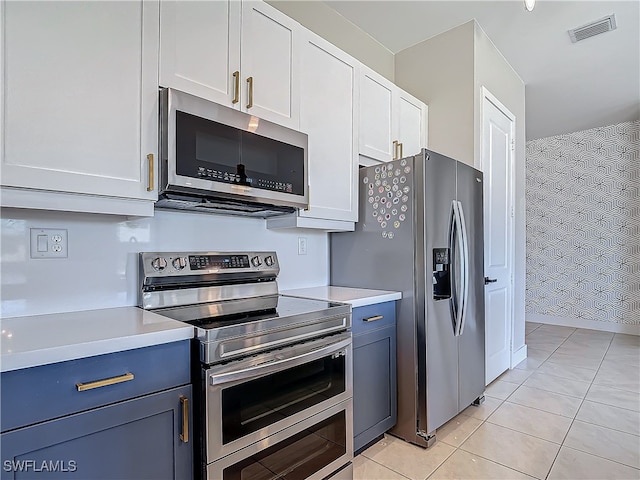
left=221, top=354, right=345, bottom=444
left=176, top=111, right=305, bottom=194
left=222, top=411, right=346, bottom=480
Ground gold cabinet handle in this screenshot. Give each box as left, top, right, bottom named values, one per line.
left=76, top=373, right=134, bottom=392
left=246, top=76, right=253, bottom=109
left=232, top=71, right=240, bottom=104
left=399, top=142, right=403, bottom=159
left=392, top=140, right=399, bottom=160
left=180, top=396, right=189, bottom=443
left=363, top=315, right=384, bottom=322
left=146, top=153, right=154, bottom=192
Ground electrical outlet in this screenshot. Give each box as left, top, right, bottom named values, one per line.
left=298, top=237, right=307, bottom=255
left=30, top=228, right=68, bottom=258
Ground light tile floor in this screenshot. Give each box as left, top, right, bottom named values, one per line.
left=354, top=323, right=640, bottom=480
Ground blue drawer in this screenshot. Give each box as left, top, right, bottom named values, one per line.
left=1, top=340, right=190, bottom=432
left=351, top=302, right=396, bottom=336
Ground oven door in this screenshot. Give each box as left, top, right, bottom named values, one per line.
left=205, top=333, right=352, bottom=463
left=207, top=399, right=353, bottom=480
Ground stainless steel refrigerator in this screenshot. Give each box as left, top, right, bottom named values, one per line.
left=330, top=149, right=485, bottom=447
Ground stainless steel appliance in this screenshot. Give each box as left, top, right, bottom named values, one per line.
left=330, top=149, right=485, bottom=447
left=139, top=251, right=353, bottom=479
left=157, top=88, right=308, bottom=217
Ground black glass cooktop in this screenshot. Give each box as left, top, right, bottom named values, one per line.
left=154, top=295, right=348, bottom=330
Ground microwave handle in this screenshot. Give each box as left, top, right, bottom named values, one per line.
left=209, top=336, right=351, bottom=386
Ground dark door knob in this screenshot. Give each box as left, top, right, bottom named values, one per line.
left=484, top=277, right=497, bottom=285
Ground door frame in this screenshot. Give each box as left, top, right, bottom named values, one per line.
left=479, top=86, right=517, bottom=373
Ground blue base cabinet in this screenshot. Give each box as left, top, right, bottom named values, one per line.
left=352, top=302, right=397, bottom=452
left=1, top=341, right=192, bottom=480
left=1, top=385, right=192, bottom=480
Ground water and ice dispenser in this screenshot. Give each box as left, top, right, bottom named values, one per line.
left=432, top=248, right=451, bottom=300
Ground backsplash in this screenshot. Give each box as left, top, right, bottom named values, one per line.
left=0, top=209, right=329, bottom=318
left=526, top=120, right=639, bottom=327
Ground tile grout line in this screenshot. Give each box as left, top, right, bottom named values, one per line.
left=358, top=448, right=413, bottom=480
left=543, top=327, right=617, bottom=479
left=428, top=394, right=542, bottom=480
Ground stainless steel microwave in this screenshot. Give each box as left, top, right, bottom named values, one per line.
left=157, top=88, right=308, bottom=217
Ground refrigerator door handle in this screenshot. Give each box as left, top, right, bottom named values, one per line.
left=451, top=200, right=464, bottom=336
left=456, top=201, right=470, bottom=336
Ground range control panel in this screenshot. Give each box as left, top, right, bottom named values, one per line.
left=139, top=251, right=279, bottom=278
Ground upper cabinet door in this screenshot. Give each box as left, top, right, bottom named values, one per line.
left=240, top=1, right=301, bottom=129
left=299, top=31, right=358, bottom=223
left=359, top=68, right=394, bottom=162
left=1, top=0, right=159, bottom=202
left=159, top=0, right=241, bottom=108
left=395, top=90, right=428, bottom=160
left=358, top=66, right=428, bottom=163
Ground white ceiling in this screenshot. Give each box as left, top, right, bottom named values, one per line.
left=322, top=0, right=640, bottom=140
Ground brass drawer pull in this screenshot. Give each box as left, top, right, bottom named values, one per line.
left=76, top=372, right=134, bottom=392
left=392, top=140, right=399, bottom=160
left=180, top=396, right=189, bottom=443
left=363, top=315, right=384, bottom=322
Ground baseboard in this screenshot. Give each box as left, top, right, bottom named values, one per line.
left=511, top=344, right=527, bottom=368
left=527, top=313, right=640, bottom=336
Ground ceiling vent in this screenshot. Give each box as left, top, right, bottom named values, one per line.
left=569, top=14, right=617, bottom=43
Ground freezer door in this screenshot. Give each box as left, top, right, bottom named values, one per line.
left=456, top=162, right=486, bottom=409
left=422, top=150, right=459, bottom=435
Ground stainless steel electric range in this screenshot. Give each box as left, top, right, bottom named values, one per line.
left=139, top=251, right=353, bottom=480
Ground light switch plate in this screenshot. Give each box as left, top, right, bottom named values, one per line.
left=30, top=228, right=68, bottom=258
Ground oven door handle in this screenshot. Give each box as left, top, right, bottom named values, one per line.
left=209, top=336, right=351, bottom=386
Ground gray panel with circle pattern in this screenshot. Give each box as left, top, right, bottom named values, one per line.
left=362, top=158, right=414, bottom=241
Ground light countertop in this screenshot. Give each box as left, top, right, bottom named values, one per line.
left=0, top=307, right=194, bottom=372
left=281, top=286, right=401, bottom=308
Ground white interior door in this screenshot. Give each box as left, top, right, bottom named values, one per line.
left=481, top=88, right=515, bottom=385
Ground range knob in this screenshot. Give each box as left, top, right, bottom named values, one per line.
left=151, top=257, right=168, bottom=271
left=264, top=255, right=275, bottom=267
left=251, top=255, right=262, bottom=267
left=172, top=257, right=187, bottom=270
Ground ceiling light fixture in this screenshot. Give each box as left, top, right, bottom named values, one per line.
left=524, top=0, right=535, bottom=12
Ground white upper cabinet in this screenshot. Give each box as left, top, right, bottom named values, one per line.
left=240, top=1, right=300, bottom=129
left=359, top=66, right=427, bottom=163
left=267, top=30, right=358, bottom=230
left=359, top=69, right=394, bottom=162
left=160, top=0, right=300, bottom=130
left=1, top=1, right=159, bottom=216
left=394, top=89, right=428, bottom=161
left=159, top=0, right=241, bottom=107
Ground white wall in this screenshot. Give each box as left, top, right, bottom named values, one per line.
left=473, top=22, right=527, bottom=359
left=0, top=208, right=329, bottom=318
left=394, top=21, right=475, bottom=166
left=267, top=0, right=394, bottom=81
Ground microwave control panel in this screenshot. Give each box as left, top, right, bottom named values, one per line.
left=196, top=166, right=293, bottom=193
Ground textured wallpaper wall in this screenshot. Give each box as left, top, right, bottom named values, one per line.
left=525, top=121, right=639, bottom=326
